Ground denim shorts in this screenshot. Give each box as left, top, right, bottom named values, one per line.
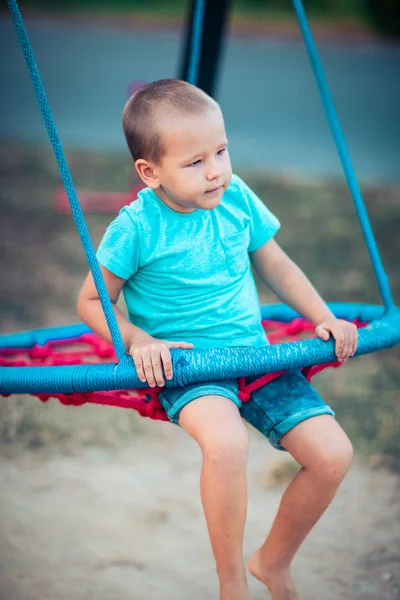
left=158, top=370, right=335, bottom=451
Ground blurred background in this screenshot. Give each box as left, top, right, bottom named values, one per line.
left=0, top=1, right=399, bottom=599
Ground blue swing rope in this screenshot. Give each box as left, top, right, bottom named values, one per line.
left=6, top=0, right=208, bottom=364
left=6, top=0, right=127, bottom=364
left=292, top=0, right=394, bottom=311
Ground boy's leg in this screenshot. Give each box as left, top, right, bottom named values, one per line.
left=240, top=370, right=352, bottom=598
left=179, top=394, right=250, bottom=600
left=248, top=414, right=353, bottom=599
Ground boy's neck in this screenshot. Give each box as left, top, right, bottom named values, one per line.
left=154, top=187, right=198, bottom=214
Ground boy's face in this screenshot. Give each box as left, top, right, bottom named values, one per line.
left=138, top=108, right=232, bottom=213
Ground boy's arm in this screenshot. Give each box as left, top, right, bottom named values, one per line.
left=250, top=239, right=358, bottom=361
left=77, top=265, right=149, bottom=349
left=77, top=265, right=193, bottom=386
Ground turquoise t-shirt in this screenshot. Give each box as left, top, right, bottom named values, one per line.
left=96, top=174, right=280, bottom=348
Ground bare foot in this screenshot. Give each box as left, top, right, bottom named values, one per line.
left=247, top=550, right=299, bottom=600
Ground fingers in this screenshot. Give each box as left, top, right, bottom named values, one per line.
left=317, top=320, right=358, bottom=362
left=145, top=345, right=169, bottom=387
left=130, top=348, right=146, bottom=383
left=334, top=322, right=359, bottom=362
left=315, top=325, right=330, bottom=341
left=334, top=328, right=345, bottom=361
left=320, top=321, right=344, bottom=360
left=149, top=347, right=166, bottom=387
left=168, top=341, right=194, bottom=349
left=351, top=323, right=359, bottom=356
left=341, top=323, right=359, bottom=360
left=160, top=345, right=173, bottom=382
left=130, top=341, right=187, bottom=387
left=140, top=348, right=158, bottom=387
left=341, top=326, right=351, bottom=361
left=130, top=347, right=159, bottom=387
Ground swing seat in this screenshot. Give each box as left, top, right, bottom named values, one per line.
left=1, top=303, right=399, bottom=421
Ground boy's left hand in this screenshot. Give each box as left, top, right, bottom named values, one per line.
left=315, top=318, right=358, bottom=362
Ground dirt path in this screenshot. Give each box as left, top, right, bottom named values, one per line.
left=1, top=420, right=399, bottom=600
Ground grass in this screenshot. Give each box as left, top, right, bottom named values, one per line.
left=0, top=142, right=399, bottom=468
left=14, top=0, right=372, bottom=29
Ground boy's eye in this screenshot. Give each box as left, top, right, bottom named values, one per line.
left=187, top=159, right=201, bottom=167
left=217, top=148, right=226, bottom=156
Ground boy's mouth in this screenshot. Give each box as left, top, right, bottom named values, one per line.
left=205, top=184, right=223, bottom=194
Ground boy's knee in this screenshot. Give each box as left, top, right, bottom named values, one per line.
left=202, top=427, right=249, bottom=466
left=316, top=437, right=353, bottom=481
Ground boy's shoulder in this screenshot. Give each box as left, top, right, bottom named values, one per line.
left=227, top=173, right=249, bottom=195
left=122, top=187, right=151, bottom=220
left=224, top=174, right=258, bottom=205
left=111, top=187, right=157, bottom=232
left=221, top=174, right=255, bottom=213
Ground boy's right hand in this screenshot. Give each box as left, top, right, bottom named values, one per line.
left=128, top=336, right=194, bottom=387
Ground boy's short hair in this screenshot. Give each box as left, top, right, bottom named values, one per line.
left=122, top=79, right=219, bottom=165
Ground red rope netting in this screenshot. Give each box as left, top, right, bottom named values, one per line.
left=0, top=319, right=367, bottom=421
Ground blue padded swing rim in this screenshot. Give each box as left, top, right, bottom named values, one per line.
left=1, top=304, right=399, bottom=395
left=0, top=303, right=389, bottom=349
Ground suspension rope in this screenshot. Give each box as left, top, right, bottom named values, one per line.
left=187, top=0, right=206, bottom=85
left=7, top=0, right=128, bottom=362
left=292, top=0, right=394, bottom=311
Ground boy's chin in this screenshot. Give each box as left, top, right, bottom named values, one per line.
left=201, top=196, right=222, bottom=210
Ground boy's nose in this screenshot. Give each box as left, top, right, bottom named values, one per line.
left=206, top=164, right=222, bottom=181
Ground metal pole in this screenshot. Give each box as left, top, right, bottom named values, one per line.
left=179, top=0, right=231, bottom=97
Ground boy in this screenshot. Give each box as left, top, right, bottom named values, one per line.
left=77, top=79, right=357, bottom=600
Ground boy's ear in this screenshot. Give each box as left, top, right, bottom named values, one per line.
left=135, top=159, right=160, bottom=189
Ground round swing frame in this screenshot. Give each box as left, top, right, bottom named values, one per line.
left=1, top=304, right=399, bottom=396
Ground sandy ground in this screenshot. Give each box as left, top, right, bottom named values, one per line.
left=1, top=419, right=400, bottom=600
